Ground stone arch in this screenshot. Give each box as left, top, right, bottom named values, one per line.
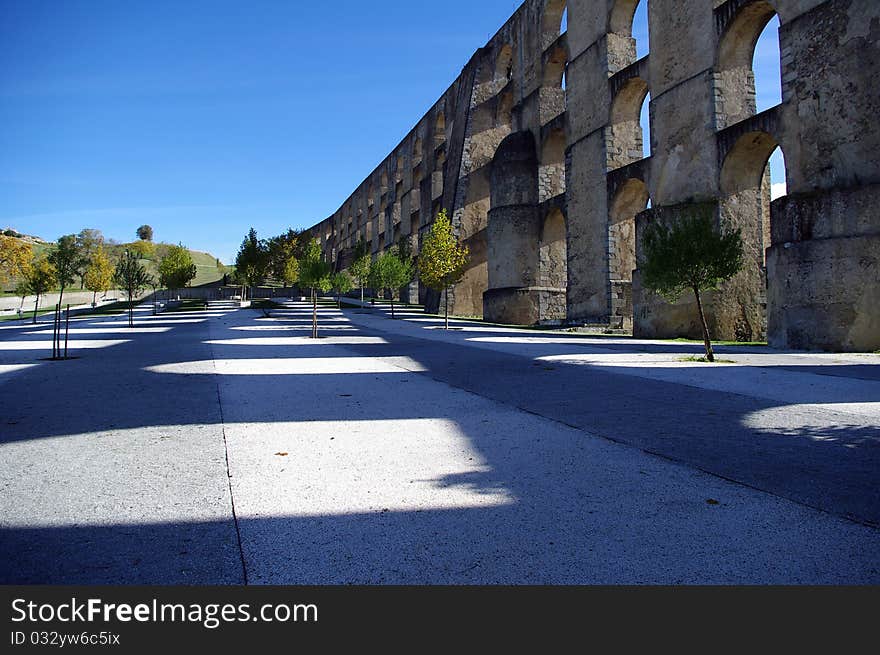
left=540, top=208, right=567, bottom=291
left=434, top=111, right=447, bottom=149
left=720, top=129, right=783, bottom=264
left=715, top=0, right=778, bottom=130
left=539, top=128, right=566, bottom=202
left=541, top=0, right=567, bottom=51
left=609, top=0, right=642, bottom=35
left=608, top=76, right=649, bottom=170
left=496, top=44, right=513, bottom=83
left=540, top=44, right=568, bottom=124
left=608, top=0, right=648, bottom=72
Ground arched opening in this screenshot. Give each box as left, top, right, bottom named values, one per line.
left=609, top=178, right=648, bottom=330
left=608, top=76, right=649, bottom=170
left=434, top=111, right=446, bottom=150
left=720, top=131, right=787, bottom=267
left=716, top=1, right=778, bottom=129
left=496, top=44, right=513, bottom=83
left=541, top=0, right=567, bottom=51
left=540, top=208, right=567, bottom=289
left=413, top=137, right=423, bottom=163
left=541, top=44, right=567, bottom=124
left=539, top=128, right=566, bottom=202
left=609, top=0, right=649, bottom=63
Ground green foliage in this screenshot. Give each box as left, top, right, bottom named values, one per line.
left=158, top=243, right=198, bottom=292
left=114, top=250, right=154, bottom=298
left=126, top=240, right=156, bottom=260
left=266, top=228, right=304, bottom=282
left=47, top=234, right=83, bottom=300
left=136, top=225, right=154, bottom=241
left=418, top=209, right=469, bottom=292
left=640, top=206, right=744, bottom=303
left=297, top=239, right=332, bottom=293
left=234, top=228, right=269, bottom=288
left=349, top=238, right=372, bottom=290
left=371, top=250, right=413, bottom=299
left=330, top=271, right=353, bottom=296
left=639, top=204, right=744, bottom=362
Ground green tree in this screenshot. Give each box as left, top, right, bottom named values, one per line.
left=348, top=238, right=372, bottom=305
left=266, top=228, right=303, bottom=282
left=114, top=250, right=155, bottom=327
left=418, top=209, right=470, bottom=329
left=75, top=228, right=104, bottom=288
left=330, top=271, right=353, bottom=309
left=0, top=235, right=32, bottom=287
left=83, top=245, right=114, bottom=305
left=370, top=249, right=413, bottom=319
left=297, top=239, right=332, bottom=338
left=136, top=225, right=154, bottom=241
left=158, top=243, right=198, bottom=299
left=639, top=205, right=745, bottom=362
left=47, top=234, right=83, bottom=308
left=234, top=228, right=269, bottom=299
left=24, top=257, right=55, bottom=323
left=126, top=240, right=156, bottom=260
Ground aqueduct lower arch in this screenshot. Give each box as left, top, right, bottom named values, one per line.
left=308, top=0, right=880, bottom=352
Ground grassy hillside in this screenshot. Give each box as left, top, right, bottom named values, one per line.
left=1, top=237, right=229, bottom=295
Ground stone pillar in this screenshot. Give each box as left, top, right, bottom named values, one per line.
left=483, top=131, right=543, bottom=324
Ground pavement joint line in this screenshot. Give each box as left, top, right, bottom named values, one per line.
left=212, top=341, right=249, bottom=585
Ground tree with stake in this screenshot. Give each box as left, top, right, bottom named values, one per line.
left=234, top=228, right=269, bottom=300
left=418, top=209, right=469, bottom=330
left=114, top=250, right=154, bottom=328
left=330, top=271, right=353, bottom=309
left=297, top=239, right=332, bottom=338
left=24, top=257, right=55, bottom=323
left=83, top=245, right=114, bottom=305
left=158, top=243, right=198, bottom=300
left=372, top=250, right=413, bottom=319
left=639, top=204, right=744, bottom=362
left=349, top=238, right=372, bottom=306
left=47, top=234, right=83, bottom=308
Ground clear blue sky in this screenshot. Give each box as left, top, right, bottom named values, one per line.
left=1, top=0, right=783, bottom=263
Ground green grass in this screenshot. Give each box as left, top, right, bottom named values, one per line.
left=679, top=355, right=737, bottom=363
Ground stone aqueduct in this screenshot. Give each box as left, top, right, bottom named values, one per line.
left=306, top=0, right=879, bottom=351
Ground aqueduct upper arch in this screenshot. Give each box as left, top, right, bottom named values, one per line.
left=307, top=0, right=880, bottom=351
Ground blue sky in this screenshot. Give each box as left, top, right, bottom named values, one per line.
left=1, top=1, right=783, bottom=263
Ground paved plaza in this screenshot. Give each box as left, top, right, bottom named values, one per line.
left=1, top=301, right=878, bottom=583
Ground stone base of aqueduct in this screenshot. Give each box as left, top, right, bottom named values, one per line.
left=307, top=0, right=879, bottom=352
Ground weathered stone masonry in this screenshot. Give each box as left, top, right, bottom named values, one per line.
left=307, top=0, right=880, bottom=352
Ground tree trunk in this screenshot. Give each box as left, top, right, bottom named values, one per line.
left=360, top=285, right=364, bottom=306
left=32, top=295, right=39, bottom=323
left=58, top=284, right=65, bottom=310
left=693, top=286, right=715, bottom=362
left=312, top=288, right=318, bottom=339
left=129, top=295, right=134, bottom=328
left=92, top=290, right=97, bottom=305
left=444, top=286, right=449, bottom=330
left=390, top=299, right=395, bottom=319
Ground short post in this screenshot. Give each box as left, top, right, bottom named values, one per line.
left=64, top=304, right=70, bottom=359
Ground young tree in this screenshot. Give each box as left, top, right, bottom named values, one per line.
left=83, top=245, right=114, bottom=305
left=75, top=228, right=104, bottom=288
left=371, top=250, right=413, bottom=319
left=330, top=271, right=353, bottom=309
left=47, top=234, right=83, bottom=308
left=266, top=228, right=302, bottom=282
left=639, top=205, right=744, bottom=362
left=297, top=239, right=332, bottom=338
left=418, top=209, right=470, bottom=329
left=24, top=258, right=55, bottom=323
left=114, top=250, right=155, bottom=327
left=0, top=234, right=32, bottom=286
left=348, top=238, right=372, bottom=305
left=136, top=225, right=154, bottom=241
left=126, top=239, right=156, bottom=260
left=158, top=243, right=198, bottom=300
left=234, top=228, right=269, bottom=299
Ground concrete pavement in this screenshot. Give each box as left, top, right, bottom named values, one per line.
left=1, top=300, right=878, bottom=583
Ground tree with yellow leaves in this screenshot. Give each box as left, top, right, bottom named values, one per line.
left=0, top=235, right=32, bottom=287
left=418, top=209, right=469, bottom=330
left=83, top=245, right=114, bottom=305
